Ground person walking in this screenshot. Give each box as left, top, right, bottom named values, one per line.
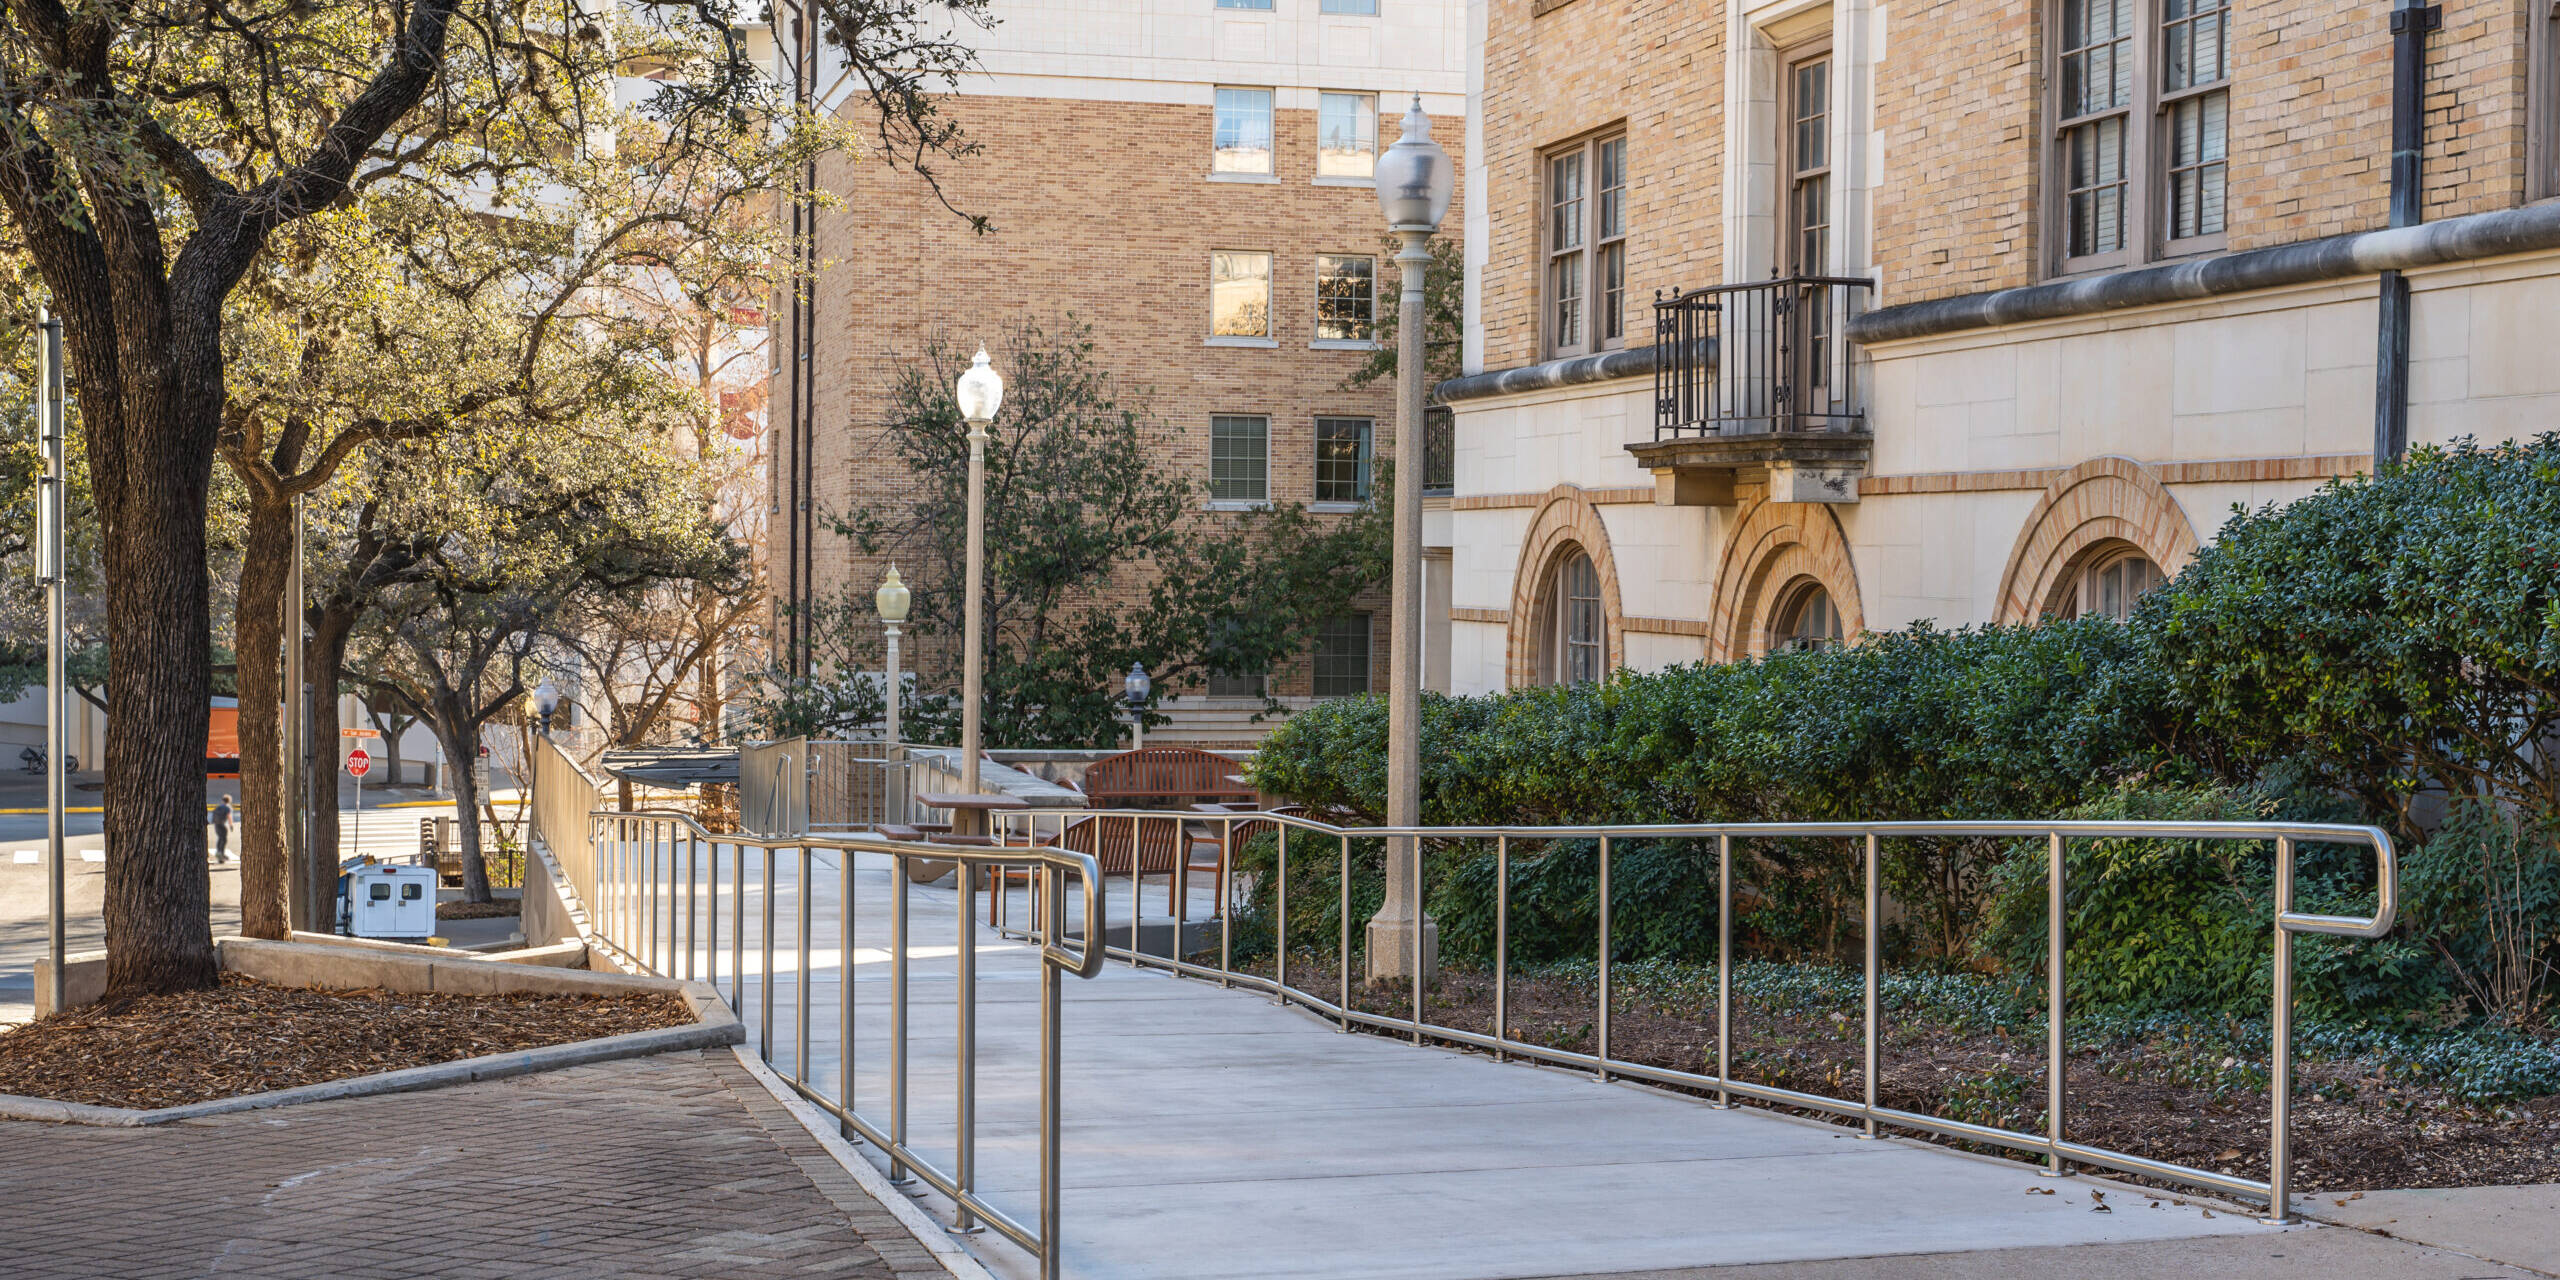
left=210, top=794, right=234, bottom=863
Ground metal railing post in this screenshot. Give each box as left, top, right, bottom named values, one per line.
left=706, top=838, right=720, bottom=994
left=1596, top=834, right=1612, bottom=1080
left=1219, top=816, right=1233, bottom=987
left=841, top=843, right=856, bottom=1139
left=889, top=853, right=913, bottom=1186
left=797, top=845, right=813, bottom=1080
left=1127, top=816, right=1143, bottom=967
left=1495, top=835, right=1509, bottom=1063
left=1862, top=832, right=1879, bottom=1139
left=760, top=843, right=776, bottom=1063
left=732, top=834, right=746, bottom=1009
left=1337, top=833, right=1350, bottom=1030
left=1039, top=862, right=1063, bottom=1280
left=1274, top=826, right=1288, bottom=1006
left=2045, top=831, right=2068, bottom=1176
left=2265, top=834, right=2295, bottom=1224
left=1411, top=831, right=1424, bottom=1046
left=1715, top=833, right=1731, bottom=1108
left=954, top=862, right=980, bottom=1233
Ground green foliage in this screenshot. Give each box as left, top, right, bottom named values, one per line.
left=1340, top=235, right=1465, bottom=397
left=1983, top=783, right=2452, bottom=1022
left=2401, top=801, right=2560, bottom=1025
left=815, top=318, right=1391, bottom=748
left=2144, top=434, right=2560, bottom=831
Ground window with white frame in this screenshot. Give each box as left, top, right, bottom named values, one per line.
left=2050, top=0, right=2229, bottom=273
left=1321, top=0, right=1378, bottom=12
left=1211, top=251, right=1272, bottom=338
left=1314, top=417, right=1372, bottom=502
left=1315, top=254, right=1375, bottom=342
left=1210, top=414, right=1270, bottom=502
left=2534, top=0, right=2560, bottom=199
left=1217, top=0, right=1272, bottom=8
left=1544, top=133, right=1628, bottom=357
left=1213, top=87, right=1275, bottom=175
left=1313, top=614, right=1373, bottom=697
left=2061, top=547, right=2165, bottom=620
left=1318, top=92, right=1379, bottom=178
left=1542, top=551, right=1605, bottom=685
left=1774, top=581, right=1843, bottom=653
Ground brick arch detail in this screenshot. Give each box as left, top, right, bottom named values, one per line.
left=1708, top=499, right=1865, bottom=663
left=1996, top=456, right=2201, bottom=623
left=1506, top=485, right=1629, bottom=687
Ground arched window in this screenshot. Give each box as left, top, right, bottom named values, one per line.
left=1775, top=580, right=1843, bottom=653
left=2063, top=547, right=2165, bottom=620
left=1544, top=550, right=1605, bottom=685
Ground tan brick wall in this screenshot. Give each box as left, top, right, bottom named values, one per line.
left=1479, top=0, right=1726, bottom=371
left=1872, top=0, right=2042, bottom=301
left=776, top=93, right=1463, bottom=702
left=1867, top=0, right=2540, bottom=303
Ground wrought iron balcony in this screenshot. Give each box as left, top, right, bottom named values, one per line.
left=1630, top=276, right=1874, bottom=506
left=1421, top=405, right=1454, bottom=496
left=1653, top=276, right=1871, bottom=438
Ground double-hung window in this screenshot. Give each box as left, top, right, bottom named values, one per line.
left=1214, top=87, right=1275, bottom=175
left=1211, top=251, right=1272, bottom=339
left=2533, top=0, right=2560, bottom=199
left=2050, top=0, right=2229, bottom=273
left=1314, top=417, right=1372, bottom=503
left=1320, top=0, right=1378, bottom=13
left=1315, top=254, right=1375, bottom=342
left=1210, top=415, right=1270, bottom=502
left=1318, top=92, right=1379, bottom=178
left=1543, top=133, right=1629, bottom=357
left=1313, top=615, right=1373, bottom=697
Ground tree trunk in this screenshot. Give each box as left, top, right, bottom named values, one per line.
left=229, top=490, right=293, bottom=938
left=305, top=610, right=353, bottom=912
left=94, top=328, right=225, bottom=998
left=436, top=718, right=495, bottom=904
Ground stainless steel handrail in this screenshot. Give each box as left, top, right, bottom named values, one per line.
left=577, top=809, right=1104, bottom=1280
left=989, top=807, right=2394, bottom=1224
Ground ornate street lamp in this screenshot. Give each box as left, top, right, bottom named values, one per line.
left=876, top=565, right=911, bottom=817
left=1121, top=661, right=1151, bottom=751
left=955, top=350, right=1003, bottom=830
left=530, top=680, right=562, bottom=732
left=1369, top=95, right=1454, bottom=984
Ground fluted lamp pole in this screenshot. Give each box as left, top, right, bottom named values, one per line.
left=954, top=351, right=1004, bottom=834
left=876, top=566, right=910, bottom=819
left=1368, top=94, right=1453, bottom=983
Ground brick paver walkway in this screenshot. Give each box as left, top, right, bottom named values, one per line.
left=0, top=1049, right=952, bottom=1280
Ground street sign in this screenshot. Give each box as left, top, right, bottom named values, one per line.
left=342, top=727, right=381, bottom=739
left=346, top=748, right=372, bottom=778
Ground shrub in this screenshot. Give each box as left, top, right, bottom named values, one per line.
left=1978, top=784, right=2444, bottom=1022
left=2144, top=433, right=2560, bottom=833
left=2402, top=801, right=2560, bottom=1026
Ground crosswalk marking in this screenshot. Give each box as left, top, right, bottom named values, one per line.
left=11, top=850, right=34, bottom=864
left=79, top=849, right=102, bottom=863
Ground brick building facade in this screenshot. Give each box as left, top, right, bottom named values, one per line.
left=769, top=1, right=1465, bottom=742
left=1436, top=0, right=2560, bottom=695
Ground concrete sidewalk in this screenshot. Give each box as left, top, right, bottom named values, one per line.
left=0, top=1049, right=956, bottom=1279
left=648, top=848, right=2537, bottom=1280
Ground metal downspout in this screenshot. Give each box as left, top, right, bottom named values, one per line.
left=2376, top=0, right=2440, bottom=467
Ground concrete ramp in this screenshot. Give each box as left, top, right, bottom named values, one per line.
left=710, top=851, right=2276, bottom=1280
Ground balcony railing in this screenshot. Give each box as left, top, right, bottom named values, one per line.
left=1421, top=405, right=1454, bottom=495
left=1654, top=276, right=1872, bottom=439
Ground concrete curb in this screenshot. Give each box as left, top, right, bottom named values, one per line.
left=727, top=1045, right=999, bottom=1280
left=0, top=980, right=741, bottom=1128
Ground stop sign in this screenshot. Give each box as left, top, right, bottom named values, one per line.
left=345, top=748, right=372, bottom=778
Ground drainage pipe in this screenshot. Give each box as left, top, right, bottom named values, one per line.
left=2375, top=0, right=2441, bottom=466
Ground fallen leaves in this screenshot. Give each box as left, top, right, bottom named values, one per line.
left=0, top=974, right=691, bottom=1109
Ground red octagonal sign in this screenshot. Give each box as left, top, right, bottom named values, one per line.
left=345, top=748, right=371, bottom=778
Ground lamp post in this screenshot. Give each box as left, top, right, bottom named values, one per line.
left=876, top=566, right=910, bottom=819
left=1121, top=662, right=1151, bottom=752
left=34, top=307, right=64, bottom=1014
left=955, top=350, right=1004, bottom=834
left=1368, top=95, right=1453, bottom=984
left=524, top=681, right=559, bottom=855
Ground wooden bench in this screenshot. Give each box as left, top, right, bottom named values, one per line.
left=1080, top=746, right=1253, bottom=809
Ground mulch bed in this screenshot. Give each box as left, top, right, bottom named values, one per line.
left=437, top=900, right=521, bottom=920
left=1257, top=959, right=2560, bottom=1194
left=0, top=974, right=693, bottom=1110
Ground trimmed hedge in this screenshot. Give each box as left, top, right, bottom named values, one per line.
left=1246, top=436, right=2560, bottom=1024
